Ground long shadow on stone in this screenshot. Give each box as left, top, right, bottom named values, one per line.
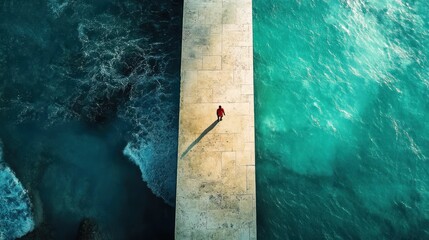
left=180, top=120, right=219, bottom=159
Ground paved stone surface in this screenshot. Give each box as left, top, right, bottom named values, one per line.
left=175, top=0, right=256, bottom=239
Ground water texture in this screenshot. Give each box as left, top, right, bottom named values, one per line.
left=254, top=0, right=429, bottom=239
left=0, top=144, right=34, bottom=239
left=0, top=0, right=181, bottom=238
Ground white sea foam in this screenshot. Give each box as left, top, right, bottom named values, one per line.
left=48, top=0, right=72, bottom=17
left=0, top=143, right=34, bottom=239
left=2, top=0, right=181, bottom=207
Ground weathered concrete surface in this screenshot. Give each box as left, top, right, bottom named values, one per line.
left=175, top=0, right=256, bottom=239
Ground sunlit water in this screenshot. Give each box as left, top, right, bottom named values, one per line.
left=0, top=0, right=181, bottom=238
left=254, top=0, right=429, bottom=239
left=3, top=0, right=429, bottom=239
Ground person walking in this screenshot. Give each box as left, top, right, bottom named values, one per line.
left=217, top=105, right=225, bottom=121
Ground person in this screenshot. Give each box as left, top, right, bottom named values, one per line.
left=217, top=105, right=225, bottom=121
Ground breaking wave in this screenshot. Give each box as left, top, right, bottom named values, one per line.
left=0, top=0, right=181, bottom=205
left=0, top=143, right=34, bottom=239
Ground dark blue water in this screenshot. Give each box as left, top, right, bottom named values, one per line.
left=0, top=0, right=182, bottom=238
left=254, top=0, right=429, bottom=239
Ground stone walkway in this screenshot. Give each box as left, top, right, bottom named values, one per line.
left=175, top=0, right=256, bottom=239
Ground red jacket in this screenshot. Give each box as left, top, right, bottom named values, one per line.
left=217, top=108, right=225, bottom=116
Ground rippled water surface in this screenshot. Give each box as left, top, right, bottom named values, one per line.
left=0, top=0, right=182, bottom=238
left=254, top=0, right=429, bottom=239
left=2, top=0, right=429, bottom=239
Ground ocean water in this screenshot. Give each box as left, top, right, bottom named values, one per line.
left=254, top=0, right=429, bottom=239
left=0, top=144, right=34, bottom=239
left=0, top=0, right=181, bottom=238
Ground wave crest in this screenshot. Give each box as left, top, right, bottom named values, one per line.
left=0, top=144, right=34, bottom=239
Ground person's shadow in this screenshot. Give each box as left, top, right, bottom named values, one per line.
left=180, top=120, right=219, bottom=159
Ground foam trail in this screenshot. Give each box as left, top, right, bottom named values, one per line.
left=0, top=143, right=34, bottom=239
left=1, top=0, right=181, bottom=208
left=123, top=119, right=178, bottom=206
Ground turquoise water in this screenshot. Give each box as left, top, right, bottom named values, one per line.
left=0, top=144, right=33, bottom=239
left=2, top=0, right=429, bottom=238
left=254, top=0, right=429, bottom=239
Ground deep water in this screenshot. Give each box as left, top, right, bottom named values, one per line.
left=0, top=0, right=182, bottom=238
left=254, top=0, right=429, bottom=239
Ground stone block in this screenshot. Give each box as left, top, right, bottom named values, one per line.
left=241, top=84, right=253, bottom=95
left=176, top=209, right=207, bottom=230
left=203, top=55, right=222, bottom=70
left=182, top=58, right=203, bottom=70
left=236, top=151, right=253, bottom=166
left=246, top=166, right=255, bottom=194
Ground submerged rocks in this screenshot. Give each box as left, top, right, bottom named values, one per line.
left=76, top=218, right=106, bottom=240
left=19, top=223, right=54, bottom=240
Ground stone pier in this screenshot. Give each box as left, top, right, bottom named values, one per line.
left=175, top=0, right=256, bottom=239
